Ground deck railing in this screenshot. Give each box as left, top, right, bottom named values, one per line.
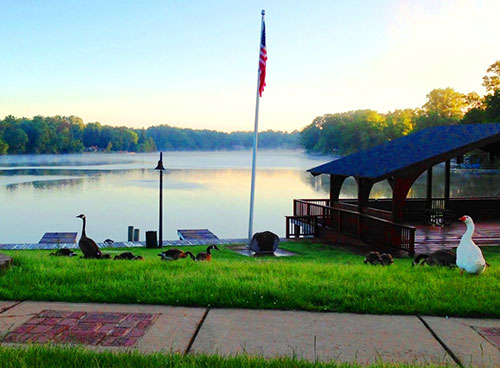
left=285, top=215, right=318, bottom=238
left=288, top=199, right=415, bottom=254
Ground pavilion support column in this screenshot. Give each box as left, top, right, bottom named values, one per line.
left=329, top=175, right=346, bottom=205
left=426, top=167, right=433, bottom=209
left=390, top=175, right=418, bottom=223
left=355, top=178, right=374, bottom=212
left=444, top=160, right=450, bottom=208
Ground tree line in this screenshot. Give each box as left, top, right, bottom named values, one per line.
left=300, top=61, right=500, bottom=155
left=3, top=61, right=498, bottom=156
left=0, top=115, right=300, bottom=155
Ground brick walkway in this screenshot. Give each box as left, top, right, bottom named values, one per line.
left=4, top=310, right=158, bottom=347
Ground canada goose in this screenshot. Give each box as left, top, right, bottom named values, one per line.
left=76, top=214, right=103, bottom=259
left=412, top=249, right=456, bottom=267
left=114, top=252, right=144, bottom=260
left=380, top=253, right=394, bottom=266
left=195, top=245, right=219, bottom=261
left=457, top=215, right=486, bottom=274
left=364, top=251, right=382, bottom=265
left=49, top=248, right=76, bottom=257
left=158, top=249, right=194, bottom=261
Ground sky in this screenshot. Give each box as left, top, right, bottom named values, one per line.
left=1, top=0, right=499, bottom=132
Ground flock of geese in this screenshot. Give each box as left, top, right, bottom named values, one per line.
left=76, top=213, right=487, bottom=273
left=158, top=245, right=219, bottom=261
left=365, top=215, right=488, bottom=275
left=75, top=214, right=219, bottom=262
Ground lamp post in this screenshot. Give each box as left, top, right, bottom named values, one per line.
left=155, top=152, right=165, bottom=248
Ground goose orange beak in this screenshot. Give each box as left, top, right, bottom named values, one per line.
left=458, top=216, right=466, bottom=222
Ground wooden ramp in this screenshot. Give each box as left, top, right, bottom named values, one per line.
left=39, top=232, right=77, bottom=244
left=177, top=229, right=219, bottom=241
left=413, top=220, right=500, bottom=253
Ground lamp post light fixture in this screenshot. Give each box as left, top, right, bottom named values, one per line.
left=155, top=152, right=166, bottom=248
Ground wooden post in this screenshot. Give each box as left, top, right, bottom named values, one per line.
left=329, top=175, right=346, bottom=203
left=356, top=178, right=374, bottom=211
left=391, top=175, right=419, bottom=223
left=444, top=160, right=450, bottom=208
left=294, top=224, right=300, bottom=238
left=426, top=167, right=433, bottom=209
left=128, top=226, right=134, bottom=241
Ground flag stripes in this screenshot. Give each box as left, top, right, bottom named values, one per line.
left=259, top=21, right=267, bottom=97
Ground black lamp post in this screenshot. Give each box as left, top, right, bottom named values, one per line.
left=155, top=152, right=166, bottom=248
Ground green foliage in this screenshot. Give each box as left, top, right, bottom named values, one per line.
left=1, top=244, right=499, bottom=317
left=421, top=88, right=466, bottom=121
left=0, top=137, right=8, bottom=154
left=484, top=89, right=500, bottom=121
left=301, top=110, right=401, bottom=155
left=301, top=61, right=500, bottom=155
left=0, top=116, right=299, bottom=154
left=146, top=125, right=299, bottom=151
left=482, top=60, right=500, bottom=93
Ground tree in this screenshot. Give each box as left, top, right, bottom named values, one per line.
left=4, top=128, right=28, bottom=153
left=137, top=129, right=156, bottom=152
left=416, top=88, right=466, bottom=130
left=482, top=61, right=500, bottom=93
left=0, top=136, right=8, bottom=154
left=385, top=109, right=415, bottom=140
left=423, top=88, right=466, bottom=120
left=82, top=122, right=102, bottom=148
left=21, top=116, right=51, bottom=153
left=465, top=92, right=483, bottom=110
left=484, top=90, right=500, bottom=122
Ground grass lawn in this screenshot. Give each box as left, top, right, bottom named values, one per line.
left=0, top=242, right=499, bottom=317
left=0, top=345, right=453, bottom=368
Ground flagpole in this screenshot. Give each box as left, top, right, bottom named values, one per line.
left=248, top=10, right=265, bottom=246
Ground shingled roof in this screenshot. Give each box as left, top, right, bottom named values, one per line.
left=308, top=123, right=500, bottom=180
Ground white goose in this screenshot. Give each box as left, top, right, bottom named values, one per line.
left=456, top=215, right=486, bottom=274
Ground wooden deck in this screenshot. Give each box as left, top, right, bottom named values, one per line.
left=412, top=220, right=500, bottom=254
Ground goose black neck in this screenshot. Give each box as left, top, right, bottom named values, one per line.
left=81, top=217, right=87, bottom=237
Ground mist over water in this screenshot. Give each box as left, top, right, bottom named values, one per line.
left=0, top=151, right=499, bottom=243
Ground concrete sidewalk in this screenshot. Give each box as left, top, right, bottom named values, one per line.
left=0, top=300, right=498, bottom=367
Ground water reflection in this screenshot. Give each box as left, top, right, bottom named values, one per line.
left=5, top=178, right=86, bottom=191
left=300, top=168, right=500, bottom=199
left=0, top=151, right=499, bottom=243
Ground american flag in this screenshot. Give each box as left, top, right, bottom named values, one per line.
left=258, top=21, right=267, bottom=97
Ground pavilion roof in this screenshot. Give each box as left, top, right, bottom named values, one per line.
left=308, top=123, right=500, bottom=181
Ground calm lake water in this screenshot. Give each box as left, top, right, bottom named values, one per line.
left=0, top=150, right=499, bottom=243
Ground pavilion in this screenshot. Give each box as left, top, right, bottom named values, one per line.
left=286, top=123, right=500, bottom=255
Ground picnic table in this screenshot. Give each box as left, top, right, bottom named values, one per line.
left=422, top=208, right=455, bottom=227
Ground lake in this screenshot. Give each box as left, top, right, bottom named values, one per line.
left=0, top=150, right=499, bottom=243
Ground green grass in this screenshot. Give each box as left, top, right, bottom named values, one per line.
left=0, top=243, right=499, bottom=317
left=0, top=345, right=452, bottom=368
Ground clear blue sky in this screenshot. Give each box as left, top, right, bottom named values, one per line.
left=1, top=0, right=498, bottom=132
